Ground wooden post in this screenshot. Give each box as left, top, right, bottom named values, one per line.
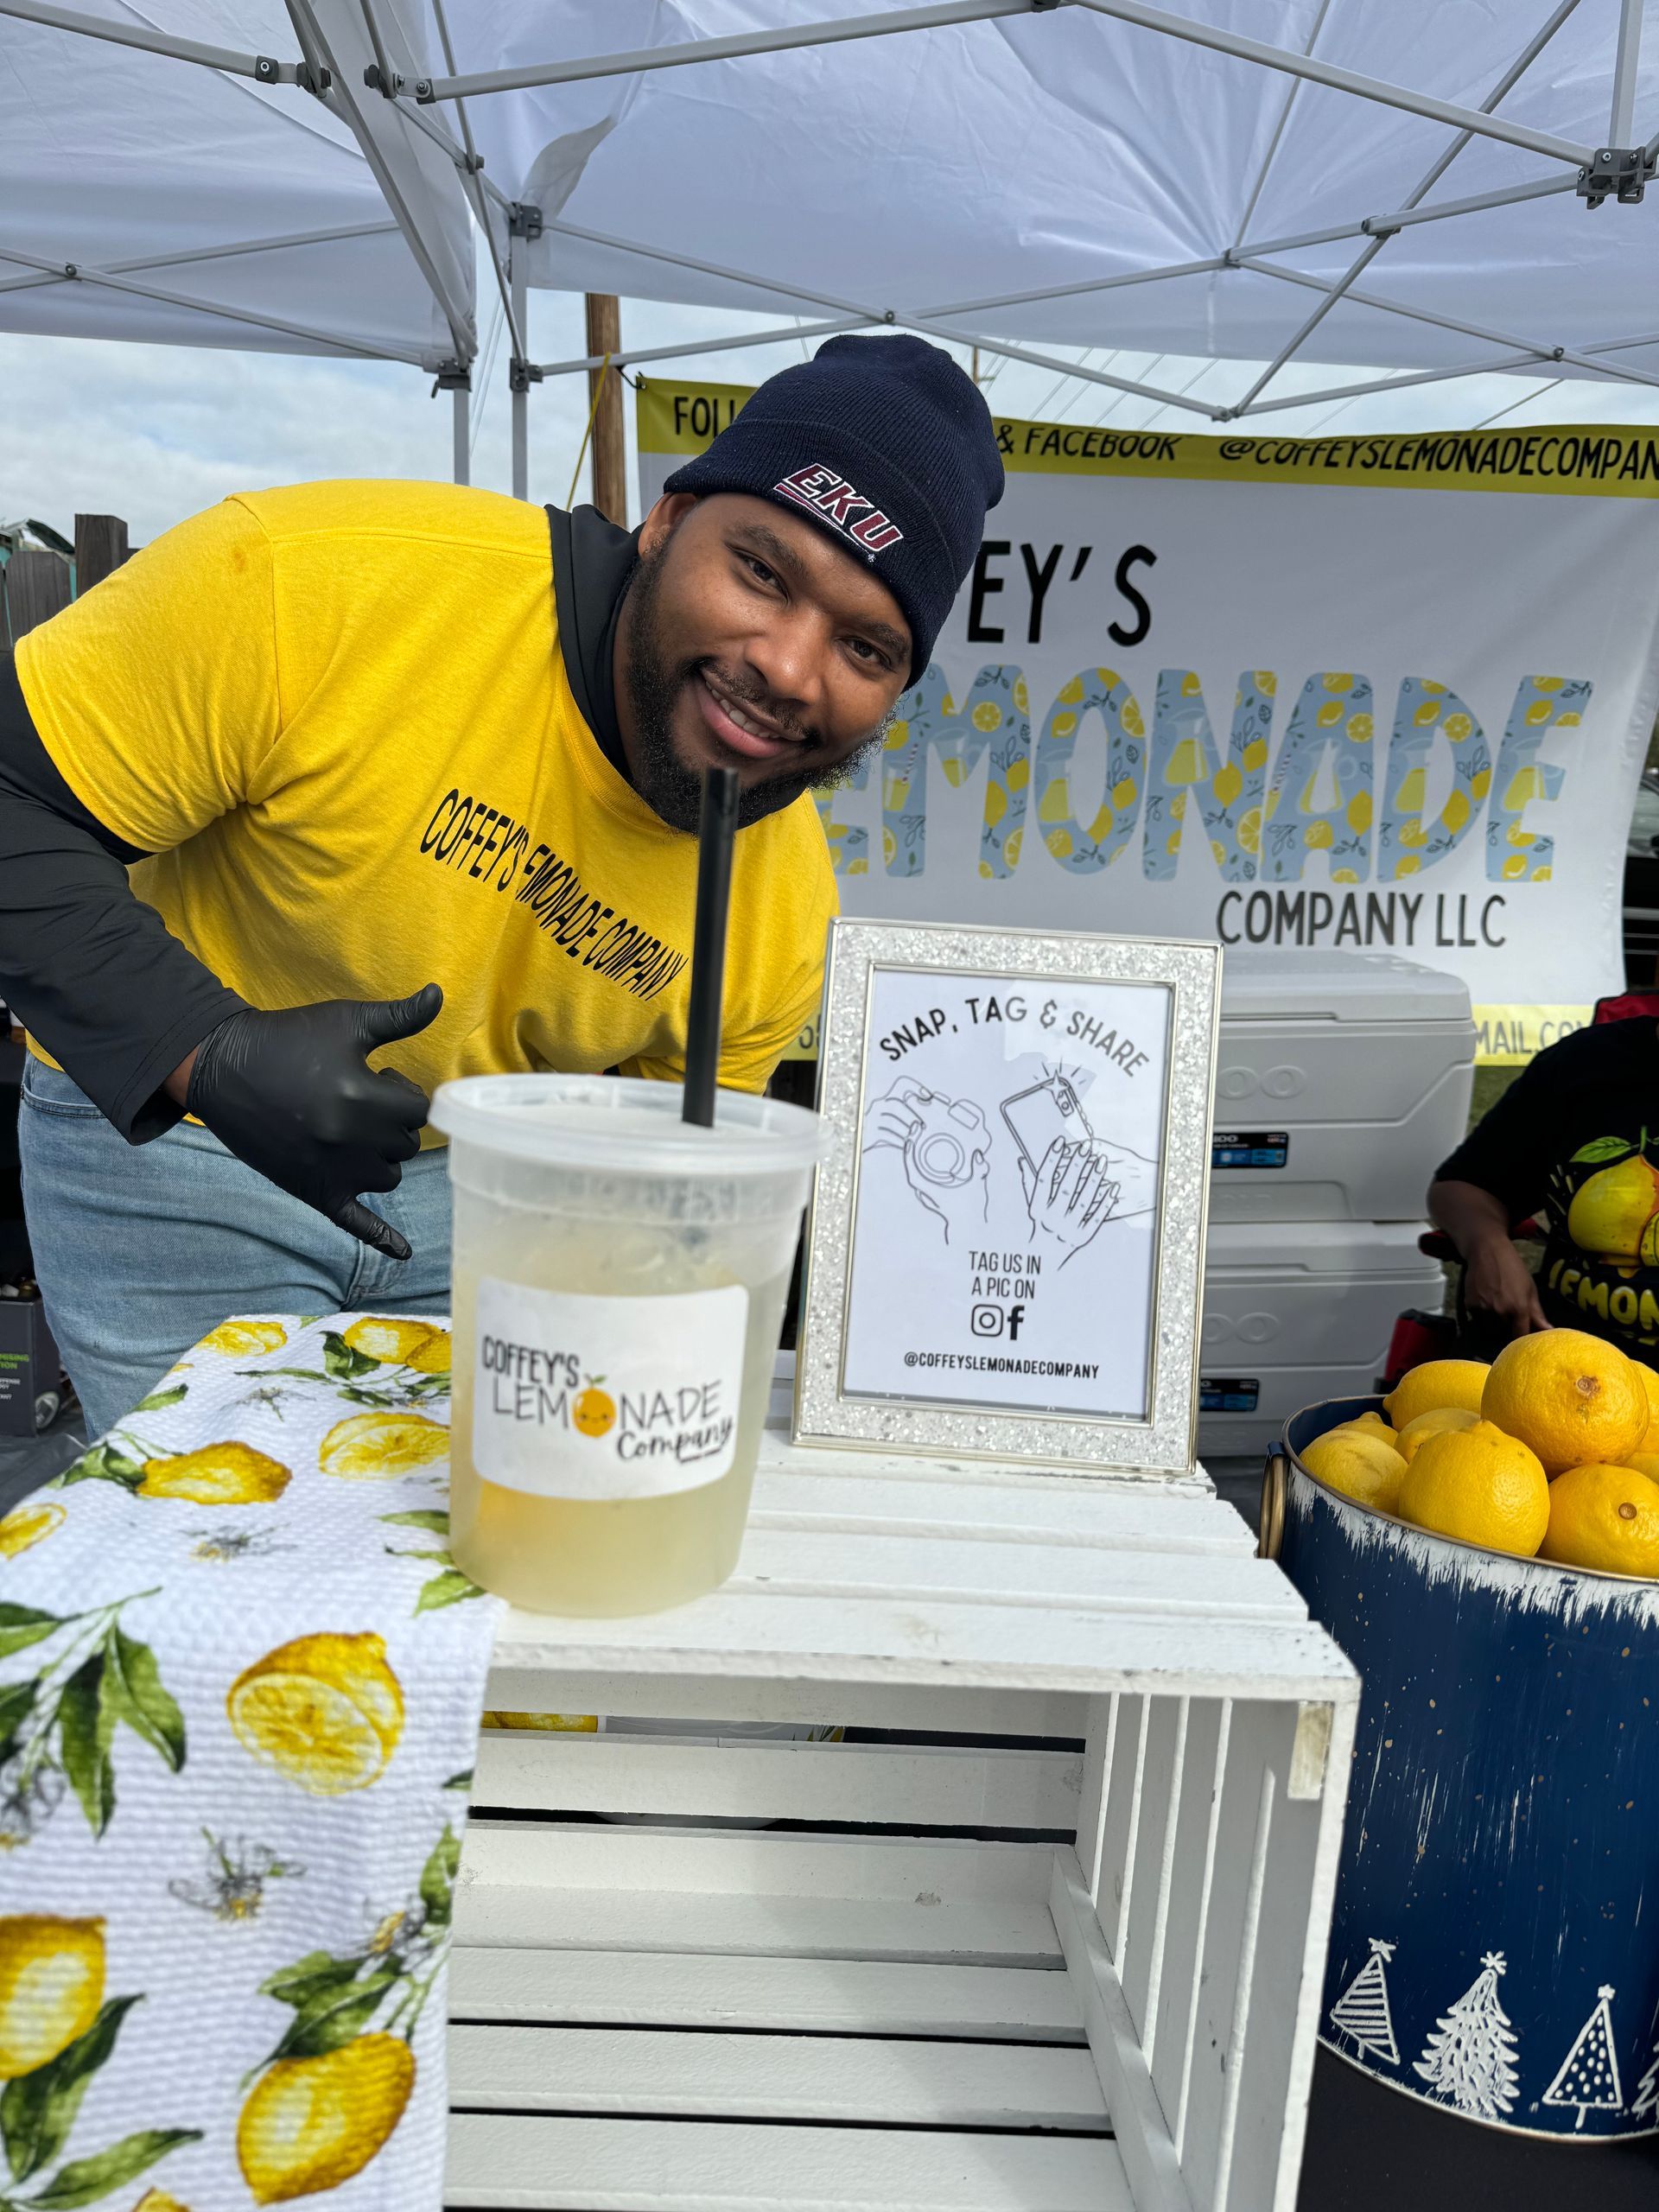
left=73, top=513, right=129, bottom=593
left=3, top=551, right=72, bottom=641
left=584, top=293, right=626, bottom=525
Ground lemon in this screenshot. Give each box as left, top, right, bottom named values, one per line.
left=1481, top=1329, right=1647, bottom=1475
left=1567, top=1155, right=1659, bottom=1261
left=1325, top=1411, right=1400, bottom=1448
left=0, top=1500, right=64, bottom=1559
left=134, top=2195, right=192, bottom=2212
left=341, top=1317, right=439, bottom=1366
left=228, top=1632, right=404, bottom=1796
left=1627, top=1452, right=1659, bottom=1483
left=1384, top=1359, right=1490, bottom=1430
left=1630, top=1360, right=1659, bottom=1450
left=1539, top=1464, right=1659, bottom=1579
left=404, top=1327, right=451, bottom=1375
left=1300, top=1430, right=1408, bottom=1515
left=0, top=1915, right=105, bottom=2078
left=1396, top=1420, right=1548, bottom=1557
left=1396, top=1406, right=1481, bottom=1462
left=140, top=1441, right=290, bottom=1505
left=238, top=2033, right=415, bottom=2204
left=199, top=1320, right=289, bottom=1358
left=319, top=1412, right=447, bottom=1479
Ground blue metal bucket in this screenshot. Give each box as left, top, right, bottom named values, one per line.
left=1269, top=1395, right=1659, bottom=2142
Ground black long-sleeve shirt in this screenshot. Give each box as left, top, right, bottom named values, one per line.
left=0, top=502, right=639, bottom=1141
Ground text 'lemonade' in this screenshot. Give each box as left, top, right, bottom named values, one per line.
left=430, top=1076, right=820, bottom=1615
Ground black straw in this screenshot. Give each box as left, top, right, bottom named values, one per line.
left=682, top=765, right=741, bottom=1127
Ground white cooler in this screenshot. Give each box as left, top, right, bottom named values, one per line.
left=1198, top=1218, right=1446, bottom=1458
left=1212, top=950, right=1475, bottom=1223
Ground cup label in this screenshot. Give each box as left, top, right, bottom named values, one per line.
left=471, top=1276, right=751, bottom=1500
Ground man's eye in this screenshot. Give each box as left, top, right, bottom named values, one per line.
left=741, top=553, right=778, bottom=586
left=848, top=638, right=889, bottom=669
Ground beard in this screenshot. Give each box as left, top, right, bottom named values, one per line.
left=620, top=540, right=889, bottom=831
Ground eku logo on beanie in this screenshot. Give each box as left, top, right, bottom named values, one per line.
left=773, top=462, right=906, bottom=556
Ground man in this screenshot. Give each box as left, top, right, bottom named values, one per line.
left=1, top=335, right=1004, bottom=1431
left=1429, top=1012, right=1659, bottom=1351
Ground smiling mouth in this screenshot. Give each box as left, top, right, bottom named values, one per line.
left=695, top=671, right=804, bottom=762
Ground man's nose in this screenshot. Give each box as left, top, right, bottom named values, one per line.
left=743, top=610, right=827, bottom=712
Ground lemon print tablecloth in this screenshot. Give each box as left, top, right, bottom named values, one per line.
left=0, top=1313, right=499, bottom=2210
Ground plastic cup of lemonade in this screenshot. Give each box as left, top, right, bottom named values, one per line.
left=429, top=1073, right=822, bottom=1616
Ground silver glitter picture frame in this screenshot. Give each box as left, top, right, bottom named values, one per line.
left=792, top=918, right=1220, bottom=1475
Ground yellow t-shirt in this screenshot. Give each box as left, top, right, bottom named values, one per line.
left=16, top=481, right=835, bottom=1122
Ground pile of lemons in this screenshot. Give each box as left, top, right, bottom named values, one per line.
left=1300, top=1329, right=1659, bottom=1576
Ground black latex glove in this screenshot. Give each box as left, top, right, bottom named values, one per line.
left=185, top=986, right=442, bottom=1260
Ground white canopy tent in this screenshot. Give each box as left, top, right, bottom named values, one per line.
left=3, top=0, right=1658, bottom=495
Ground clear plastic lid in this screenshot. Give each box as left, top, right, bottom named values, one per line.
left=429, top=1073, right=822, bottom=1176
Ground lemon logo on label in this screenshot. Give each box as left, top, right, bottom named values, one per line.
left=573, top=1378, right=616, bottom=1437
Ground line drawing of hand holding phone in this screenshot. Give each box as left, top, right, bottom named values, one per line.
left=1000, top=1071, right=1092, bottom=1168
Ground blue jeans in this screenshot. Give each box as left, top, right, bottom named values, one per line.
left=18, top=1058, right=452, bottom=1437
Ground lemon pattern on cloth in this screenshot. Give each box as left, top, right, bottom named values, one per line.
left=1376, top=677, right=1491, bottom=882
left=0, top=1312, right=497, bottom=2208
left=1482, top=675, right=1590, bottom=884
left=1033, top=667, right=1145, bottom=874
left=1262, top=672, right=1374, bottom=882
left=871, top=663, right=1030, bottom=880
left=1142, top=669, right=1275, bottom=882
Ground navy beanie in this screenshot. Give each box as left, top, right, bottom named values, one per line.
left=663, top=334, right=1004, bottom=680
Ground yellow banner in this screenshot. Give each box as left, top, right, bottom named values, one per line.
left=782, top=1005, right=1592, bottom=1068
left=1472, top=1004, right=1592, bottom=1064
left=635, top=376, right=1659, bottom=500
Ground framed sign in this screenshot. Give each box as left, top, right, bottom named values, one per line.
left=793, top=919, right=1220, bottom=1474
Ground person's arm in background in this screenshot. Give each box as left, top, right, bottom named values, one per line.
left=2, top=503, right=437, bottom=1255
left=1427, top=1175, right=1550, bottom=1333
left=1427, top=1042, right=1569, bottom=1337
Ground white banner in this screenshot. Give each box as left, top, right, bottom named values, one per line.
left=639, top=385, right=1659, bottom=1058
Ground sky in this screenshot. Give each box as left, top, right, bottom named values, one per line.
left=7, top=258, right=1659, bottom=551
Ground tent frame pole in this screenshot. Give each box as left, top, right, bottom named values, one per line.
left=0, top=0, right=296, bottom=80
left=1241, top=257, right=1659, bottom=391
left=510, top=228, right=531, bottom=500
left=539, top=217, right=1228, bottom=416
left=407, top=0, right=1595, bottom=172
left=1610, top=0, right=1644, bottom=144
left=1067, top=0, right=1592, bottom=166
left=0, top=219, right=400, bottom=298
left=0, top=241, right=429, bottom=362
left=452, top=379, right=470, bottom=484
left=1229, top=0, right=1585, bottom=416
left=1235, top=328, right=1659, bottom=418
left=411, top=0, right=1033, bottom=103
left=537, top=315, right=872, bottom=378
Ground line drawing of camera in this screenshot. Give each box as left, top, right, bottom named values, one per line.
left=892, top=1078, right=991, bottom=1189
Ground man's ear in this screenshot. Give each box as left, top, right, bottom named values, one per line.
left=638, top=492, right=699, bottom=556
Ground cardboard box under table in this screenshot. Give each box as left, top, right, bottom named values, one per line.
left=448, top=1425, right=1357, bottom=2212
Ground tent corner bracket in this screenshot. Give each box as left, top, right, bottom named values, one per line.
left=432, top=359, right=471, bottom=393
left=1578, top=146, right=1653, bottom=208
left=509, top=204, right=544, bottom=240
left=509, top=359, right=543, bottom=394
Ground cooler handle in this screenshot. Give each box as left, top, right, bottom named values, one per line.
left=1257, top=1448, right=1287, bottom=1560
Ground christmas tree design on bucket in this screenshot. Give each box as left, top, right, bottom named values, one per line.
left=1330, top=1938, right=1400, bottom=2067
left=1414, top=1952, right=1519, bottom=2121
left=1542, top=1986, right=1623, bottom=2132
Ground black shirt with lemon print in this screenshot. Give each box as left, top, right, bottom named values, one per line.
left=1439, top=1019, right=1659, bottom=1351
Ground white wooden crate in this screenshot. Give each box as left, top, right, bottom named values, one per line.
left=448, top=1427, right=1357, bottom=2212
